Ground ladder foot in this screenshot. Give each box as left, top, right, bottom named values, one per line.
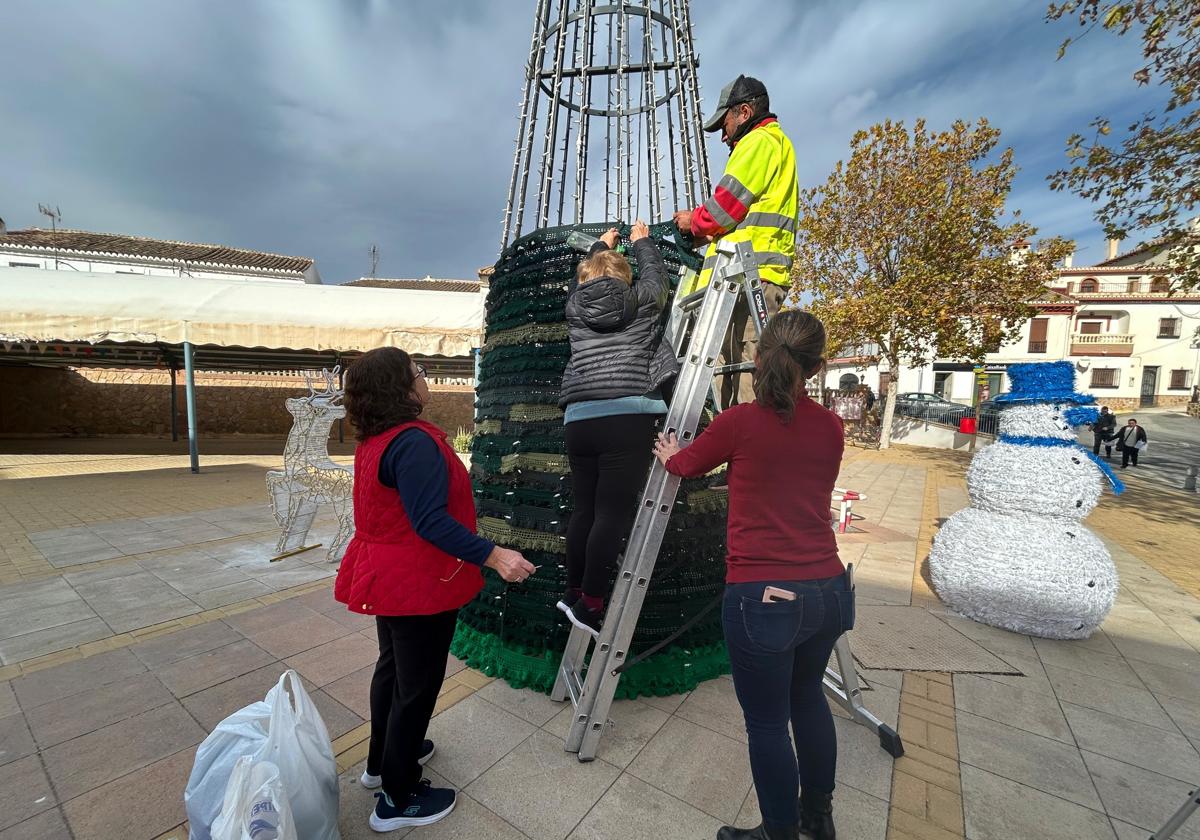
left=878, top=724, right=904, bottom=758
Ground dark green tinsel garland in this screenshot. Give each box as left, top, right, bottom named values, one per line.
left=450, top=221, right=732, bottom=697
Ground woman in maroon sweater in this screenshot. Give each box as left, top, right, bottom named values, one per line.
left=655, top=311, right=850, bottom=840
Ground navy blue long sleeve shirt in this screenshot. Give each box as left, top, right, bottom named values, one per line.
left=378, top=428, right=493, bottom=566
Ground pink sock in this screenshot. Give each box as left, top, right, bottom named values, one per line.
left=580, top=593, right=604, bottom=612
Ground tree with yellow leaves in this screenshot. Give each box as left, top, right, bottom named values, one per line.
left=793, top=119, right=1072, bottom=448
left=1048, top=0, right=1200, bottom=292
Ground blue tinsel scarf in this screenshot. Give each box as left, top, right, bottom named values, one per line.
left=997, top=434, right=1125, bottom=495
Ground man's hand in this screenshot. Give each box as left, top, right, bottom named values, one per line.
left=654, top=431, right=680, bottom=466
left=630, top=220, right=650, bottom=242
left=484, top=545, right=536, bottom=583
left=599, top=227, right=620, bottom=248
left=672, top=209, right=693, bottom=234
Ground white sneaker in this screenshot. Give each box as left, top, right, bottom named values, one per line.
left=361, top=771, right=382, bottom=789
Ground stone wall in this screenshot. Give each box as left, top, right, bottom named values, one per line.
left=1091, top=395, right=1191, bottom=412
left=0, top=367, right=474, bottom=438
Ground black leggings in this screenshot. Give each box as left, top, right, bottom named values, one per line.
left=368, top=610, right=458, bottom=799
left=565, top=413, right=657, bottom=598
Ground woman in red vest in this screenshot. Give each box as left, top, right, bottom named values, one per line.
left=335, top=347, right=534, bottom=832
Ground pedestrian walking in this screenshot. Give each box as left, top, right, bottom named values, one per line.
left=1117, top=417, right=1148, bottom=468
left=1091, top=405, right=1117, bottom=458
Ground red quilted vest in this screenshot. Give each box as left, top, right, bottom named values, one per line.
left=334, top=419, right=484, bottom=616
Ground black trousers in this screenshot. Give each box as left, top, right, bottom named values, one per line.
left=1121, top=446, right=1139, bottom=467
left=565, top=413, right=657, bottom=597
left=368, top=610, right=458, bottom=799
left=1092, top=434, right=1113, bottom=456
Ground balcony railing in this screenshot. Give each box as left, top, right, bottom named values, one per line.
left=1070, top=332, right=1135, bottom=357
left=1071, top=333, right=1135, bottom=345
left=1027, top=341, right=1048, bottom=353
left=1068, top=280, right=1170, bottom=295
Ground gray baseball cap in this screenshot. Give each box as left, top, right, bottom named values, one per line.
left=703, top=75, right=769, bottom=132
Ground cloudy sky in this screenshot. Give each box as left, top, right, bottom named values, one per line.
left=0, top=0, right=1163, bottom=283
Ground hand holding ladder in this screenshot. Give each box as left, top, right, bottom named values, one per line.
left=551, top=238, right=904, bottom=763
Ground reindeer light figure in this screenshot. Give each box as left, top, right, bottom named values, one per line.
left=266, top=367, right=354, bottom=562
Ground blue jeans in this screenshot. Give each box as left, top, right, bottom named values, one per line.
left=722, top=574, right=855, bottom=827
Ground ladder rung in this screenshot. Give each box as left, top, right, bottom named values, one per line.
left=561, top=664, right=583, bottom=706
left=713, top=361, right=755, bottom=375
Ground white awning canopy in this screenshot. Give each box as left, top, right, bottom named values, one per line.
left=0, top=266, right=484, bottom=357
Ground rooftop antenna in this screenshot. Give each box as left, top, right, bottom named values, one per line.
left=369, top=244, right=379, bottom=278
left=500, top=0, right=711, bottom=249
left=37, top=204, right=62, bottom=232
left=38, top=204, right=64, bottom=269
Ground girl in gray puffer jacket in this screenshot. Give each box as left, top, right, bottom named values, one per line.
left=558, top=221, right=679, bottom=635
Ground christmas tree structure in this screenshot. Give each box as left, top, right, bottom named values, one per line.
left=928, top=361, right=1123, bottom=639
left=450, top=222, right=732, bottom=697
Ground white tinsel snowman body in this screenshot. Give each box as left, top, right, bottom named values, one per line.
left=928, top=362, right=1121, bottom=640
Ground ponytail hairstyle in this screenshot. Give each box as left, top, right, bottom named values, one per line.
left=753, top=310, right=826, bottom=422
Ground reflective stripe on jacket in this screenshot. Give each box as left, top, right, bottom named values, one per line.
left=686, top=120, right=798, bottom=293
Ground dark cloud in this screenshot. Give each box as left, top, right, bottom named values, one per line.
left=0, top=0, right=1166, bottom=281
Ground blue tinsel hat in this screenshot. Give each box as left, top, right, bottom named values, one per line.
left=993, top=361, right=1096, bottom=405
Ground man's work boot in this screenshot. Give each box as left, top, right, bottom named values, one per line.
left=717, top=821, right=799, bottom=840
left=799, top=789, right=836, bottom=839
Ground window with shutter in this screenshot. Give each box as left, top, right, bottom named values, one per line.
left=1090, top=368, right=1119, bottom=388
left=1028, top=318, right=1048, bottom=353
left=1159, top=318, right=1180, bottom=338
left=1150, top=277, right=1169, bottom=293
left=1170, top=369, right=1190, bottom=389
left=1079, top=278, right=1098, bottom=293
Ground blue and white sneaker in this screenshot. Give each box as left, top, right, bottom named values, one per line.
left=360, top=740, right=436, bottom=789
left=369, top=780, right=456, bottom=831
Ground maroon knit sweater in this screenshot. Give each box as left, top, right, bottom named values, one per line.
left=665, top=398, right=845, bottom=583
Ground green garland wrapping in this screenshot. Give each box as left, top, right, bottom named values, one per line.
left=451, top=221, right=732, bottom=697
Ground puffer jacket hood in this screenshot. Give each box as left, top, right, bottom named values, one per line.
left=572, top=276, right=638, bottom=333
left=560, top=238, right=680, bottom=407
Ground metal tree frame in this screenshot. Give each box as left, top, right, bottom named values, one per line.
left=501, top=0, right=712, bottom=248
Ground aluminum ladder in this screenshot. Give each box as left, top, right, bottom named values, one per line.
left=551, top=238, right=904, bottom=763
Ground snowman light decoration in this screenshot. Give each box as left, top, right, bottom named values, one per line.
left=929, top=361, right=1124, bottom=640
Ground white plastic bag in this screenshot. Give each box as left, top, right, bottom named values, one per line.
left=185, top=670, right=340, bottom=840
left=211, top=757, right=297, bottom=840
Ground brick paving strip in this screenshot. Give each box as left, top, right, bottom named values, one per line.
left=886, top=465, right=966, bottom=840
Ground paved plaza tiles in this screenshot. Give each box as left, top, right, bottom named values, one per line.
left=0, top=442, right=1197, bottom=839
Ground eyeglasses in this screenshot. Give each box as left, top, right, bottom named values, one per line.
left=415, top=364, right=427, bottom=378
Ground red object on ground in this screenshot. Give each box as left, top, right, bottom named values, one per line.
left=959, top=417, right=977, bottom=435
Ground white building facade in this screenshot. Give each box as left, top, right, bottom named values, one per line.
left=823, top=242, right=1200, bottom=411
left=0, top=223, right=320, bottom=284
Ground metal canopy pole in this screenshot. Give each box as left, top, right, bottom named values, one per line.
left=337, top=363, right=345, bottom=444
left=182, top=340, right=199, bottom=473
left=169, top=366, right=178, bottom=442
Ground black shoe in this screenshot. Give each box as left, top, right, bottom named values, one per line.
left=555, top=590, right=582, bottom=613
left=799, top=789, right=836, bottom=840
left=717, top=821, right=799, bottom=840
left=566, top=602, right=603, bottom=636
left=370, top=781, right=456, bottom=831
left=419, top=738, right=435, bottom=765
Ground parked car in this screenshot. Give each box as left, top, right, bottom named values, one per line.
left=893, top=392, right=974, bottom=422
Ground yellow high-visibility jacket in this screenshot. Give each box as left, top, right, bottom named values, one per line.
left=684, top=119, right=798, bottom=293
